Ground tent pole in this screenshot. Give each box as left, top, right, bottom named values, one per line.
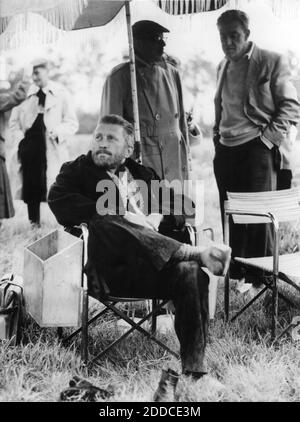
left=125, top=0, right=142, bottom=163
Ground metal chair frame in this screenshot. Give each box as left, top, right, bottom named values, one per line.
left=224, top=188, right=300, bottom=341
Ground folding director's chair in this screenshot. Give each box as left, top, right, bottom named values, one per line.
left=59, top=210, right=217, bottom=366
left=223, top=187, right=300, bottom=341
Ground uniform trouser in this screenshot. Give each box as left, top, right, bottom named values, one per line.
left=213, top=137, right=277, bottom=281
left=87, top=215, right=209, bottom=374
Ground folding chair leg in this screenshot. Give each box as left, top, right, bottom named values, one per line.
left=224, top=270, right=230, bottom=322
left=90, top=299, right=179, bottom=365
left=81, top=287, right=89, bottom=364
left=231, top=285, right=268, bottom=322
left=271, top=276, right=278, bottom=341
left=57, top=327, right=63, bottom=339
left=61, top=306, right=112, bottom=346
left=151, top=299, right=157, bottom=335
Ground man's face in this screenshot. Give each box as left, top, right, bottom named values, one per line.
left=32, top=67, right=49, bottom=88
left=91, top=123, right=133, bottom=170
left=218, top=20, right=250, bottom=61
left=135, top=33, right=166, bottom=63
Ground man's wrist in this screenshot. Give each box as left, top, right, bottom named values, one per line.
left=213, top=132, right=220, bottom=147
left=260, top=133, right=274, bottom=149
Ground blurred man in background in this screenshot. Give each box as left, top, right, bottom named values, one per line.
left=9, top=59, right=78, bottom=226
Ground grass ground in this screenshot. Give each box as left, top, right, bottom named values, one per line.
left=0, top=136, right=300, bottom=402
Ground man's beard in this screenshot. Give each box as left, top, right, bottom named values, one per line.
left=92, top=151, right=124, bottom=170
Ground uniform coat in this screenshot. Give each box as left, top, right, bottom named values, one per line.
left=100, top=55, right=191, bottom=182
left=9, top=80, right=78, bottom=199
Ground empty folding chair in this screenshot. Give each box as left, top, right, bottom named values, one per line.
left=223, top=187, right=300, bottom=341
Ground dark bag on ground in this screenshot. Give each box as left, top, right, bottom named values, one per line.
left=0, top=274, right=25, bottom=345
left=59, top=376, right=114, bottom=402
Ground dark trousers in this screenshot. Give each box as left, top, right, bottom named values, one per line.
left=87, top=215, right=209, bottom=374
left=213, top=137, right=277, bottom=280
left=18, top=114, right=47, bottom=207
left=164, top=261, right=208, bottom=373
left=277, top=169, right=292, bottom=190
left=27, top=201, right=40, bottom=224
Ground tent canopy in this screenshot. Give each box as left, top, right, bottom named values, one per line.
left=73, top=1, right=126, bottom=30
left=1, top=0, right=300, bottom=38
left=1, top=0, right=300, bottom=36
left=0, top=0, right=228, bottom=34
left=155, top=0, right=227, bottom=15
left=155, top=0, right=300, bottom=17
left=0, top=1, right=127, bottom=33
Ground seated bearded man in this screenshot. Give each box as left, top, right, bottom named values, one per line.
left=48, top=114, right=231, bottom=393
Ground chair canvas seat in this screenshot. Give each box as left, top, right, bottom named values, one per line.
left=235, top=252, right=300, bottom=286
left=105, top=296, right=149, bottom=302
left=226, top=187, right=300, bottom=224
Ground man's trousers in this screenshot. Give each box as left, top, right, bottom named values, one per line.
left=87, top=215, right=209, bottom=374
left=213, top=137, right=277, bottom=281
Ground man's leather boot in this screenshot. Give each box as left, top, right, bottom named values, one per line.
left=153, top=368, right=179, bottom=402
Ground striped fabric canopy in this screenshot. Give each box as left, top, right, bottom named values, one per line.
left=155, top=0, right=300, bottom=17
left=155, top=0, right=227, bottom=14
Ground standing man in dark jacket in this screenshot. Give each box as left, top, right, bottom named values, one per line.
left=100, top=20, right=191, bottom=183
left=48, top=114, right=231, bottom=397
left=213, top=9, right=300, bottom=289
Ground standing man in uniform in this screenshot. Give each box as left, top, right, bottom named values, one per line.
left=213, top=10, right=300, bottom=287
left=100, top=20, right=190, bottom=183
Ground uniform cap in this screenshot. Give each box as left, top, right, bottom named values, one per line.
left=32, top=58, right=48, bottom=70
left=132, top=20, right=169, bottom=39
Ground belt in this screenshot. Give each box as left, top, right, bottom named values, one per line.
left=141, top=122, right=180, bottom=137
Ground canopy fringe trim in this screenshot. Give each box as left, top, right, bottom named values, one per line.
left=155, top=0, right=228, bottom=14
left=0, top=0, right=87, bottom=36
left=155, top=0, right=300, bottom=18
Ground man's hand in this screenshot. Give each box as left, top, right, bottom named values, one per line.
left=15, top=79, right=30, bottom=91
left=200, top=244, right=231, bottom=276
left=124, top=212, right=153, bottom=229
left=145, top=213, right=164, bottom=231
left=124, top=212, right=163, bottom=231
left=49, top=130, right=59, bottom=143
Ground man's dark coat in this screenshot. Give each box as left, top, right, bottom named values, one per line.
left=48, top=153, right=193, bottom=298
